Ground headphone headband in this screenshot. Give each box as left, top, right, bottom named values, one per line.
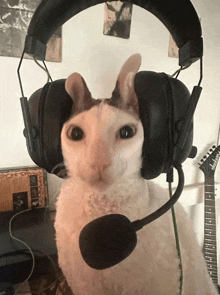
left=24, top=0, right=203, bottom=66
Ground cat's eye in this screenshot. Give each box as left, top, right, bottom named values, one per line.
left=119, top=125, right=136, bottom=139
left=68, top=126, right=84, bottom=141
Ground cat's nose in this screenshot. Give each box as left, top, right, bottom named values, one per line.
left=87, top=141, right=112, bottom=171
left=88, top=152, right=112, bottom=171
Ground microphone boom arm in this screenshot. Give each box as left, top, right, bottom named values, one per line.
left=132, top=163, right=184, bottom=231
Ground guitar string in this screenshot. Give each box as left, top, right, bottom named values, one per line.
left=201, top=147, right=219, bottom=290
left=216, top=121, right=220, bottom=146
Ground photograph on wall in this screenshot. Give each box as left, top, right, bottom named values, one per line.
left=103, top=2, right=133, bottom=39
left=0, top=0, right=62, bottom=62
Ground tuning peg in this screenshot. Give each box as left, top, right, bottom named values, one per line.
left=212, top=145, right=216, bottom=149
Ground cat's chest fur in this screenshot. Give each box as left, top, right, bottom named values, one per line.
left=55, top=179, right=181, bottom=294
left=56, top=176, right=149, bottom=227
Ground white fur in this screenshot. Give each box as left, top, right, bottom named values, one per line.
left=54, top=54, right=218, bottom=294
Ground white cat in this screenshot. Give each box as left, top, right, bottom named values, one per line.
left=55, top=54, right=218, bottom=294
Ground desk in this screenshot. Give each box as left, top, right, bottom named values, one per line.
left=0, top=208, right=73, bottom=294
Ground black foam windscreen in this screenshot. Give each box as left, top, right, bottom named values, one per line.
left=79, top=214, right=137, bottom=269
left=24, top=0, right=202, bottom=65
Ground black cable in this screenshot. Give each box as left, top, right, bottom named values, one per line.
left=171, top=63, right=191, bottom=79
left=43, top=61, right=53, bottom=82
left=34, top=57, right=53, bottom=83
left=167, top=168, right=183, bottom=294
left=198, top=57, right=203, bottom=86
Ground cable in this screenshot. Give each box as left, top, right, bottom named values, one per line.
left=8, top=207, right=50, bottom=294
left=7, top=205, right=64, bottom=295
left=17, top=48, right=53, bottom=101
left=1, top=248, right=63, bottom=295
left=167, top=169, right=183, bottom=295
left=0, top=249, right=58, bottom=273
left=171, top=63, right=191, bottom=79
left=34, top=57, right=53, bottom=83
left=132, top=163, right=184, bottom=231
left=33, top=274, right=64, bottom=294
left=198, top=57, right=203, bottom=87
left=8, top=209, right=36, bottom=295
left=43, top=61, right=53, bottom=82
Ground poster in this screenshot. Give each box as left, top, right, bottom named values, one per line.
left=0, top=0, right=62, bottom=62
left=103, top=2, right=133, bottom=39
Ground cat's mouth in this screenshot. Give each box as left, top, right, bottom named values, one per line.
left=80, top=170, right=113, bottom=190
left=78, top=167, right=115, bottom=190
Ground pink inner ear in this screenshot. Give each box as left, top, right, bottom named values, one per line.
left=109, top=54, right=142, bottom=116
left=120, top=72, right=136, bottom=103
left=116, top=54, right=141, bottom=103
left=65, top=72, right=85, bottom=100
left=65, top=72, right=101, bottom=115
left=117, top=54, right=142, bottom=90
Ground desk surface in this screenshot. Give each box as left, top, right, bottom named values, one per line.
left=0, top=208, right=58, bottom=284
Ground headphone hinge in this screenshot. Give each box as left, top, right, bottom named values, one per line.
left=24, top=35, right=47, bottom=61
left=179, top=37, right=203, bottom=67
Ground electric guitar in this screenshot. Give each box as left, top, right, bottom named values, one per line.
left=198, top=145, right=220, bottom=293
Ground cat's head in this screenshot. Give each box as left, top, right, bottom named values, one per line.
left=61, top=54, right=144, bottom=190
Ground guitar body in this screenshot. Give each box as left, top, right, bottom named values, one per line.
left=199, top=145, right=220, bottom=292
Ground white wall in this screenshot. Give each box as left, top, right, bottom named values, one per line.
left=1, top=0, right=220, bottom=277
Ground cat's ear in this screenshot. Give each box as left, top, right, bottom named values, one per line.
left=65, top=72, right=93, bottom=114
left=111, top=54, right=141, bottom=114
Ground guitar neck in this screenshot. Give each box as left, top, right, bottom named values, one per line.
left=204, top=175, right=218, bottom=287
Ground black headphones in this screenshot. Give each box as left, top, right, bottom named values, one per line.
left=19, top=0, right=203, bottom=180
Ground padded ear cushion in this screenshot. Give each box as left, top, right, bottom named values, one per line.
left=27, top=79, right=73, bottom=174
left=135, top=71, right=193, bottom=180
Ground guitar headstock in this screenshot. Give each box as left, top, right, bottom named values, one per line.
left=198, top=145, right=220, bottom=177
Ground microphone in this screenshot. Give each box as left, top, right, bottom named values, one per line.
left=79, top=163, right=184, bottom=270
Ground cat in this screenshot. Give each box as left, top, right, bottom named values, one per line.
left=54, top=54, right=218, bottom=294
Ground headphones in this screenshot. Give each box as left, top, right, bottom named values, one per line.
left=19, top=0, right=203, bottom=180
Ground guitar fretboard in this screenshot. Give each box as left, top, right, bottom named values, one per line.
left=204, top=177, right=218, bottom=286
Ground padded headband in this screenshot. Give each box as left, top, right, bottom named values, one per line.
left=24, top=0, right=203, bottom=66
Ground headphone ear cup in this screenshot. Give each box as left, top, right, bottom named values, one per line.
left=135, top=71, right=193, bottom=180
left=168, top=76, right=194, bottom=166
left=27, top=79, right=73, bottom=176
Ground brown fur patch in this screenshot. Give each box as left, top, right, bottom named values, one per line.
left=105, top=81, right=140, bottom=118
left=72, top=97, right=102, bottom=116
